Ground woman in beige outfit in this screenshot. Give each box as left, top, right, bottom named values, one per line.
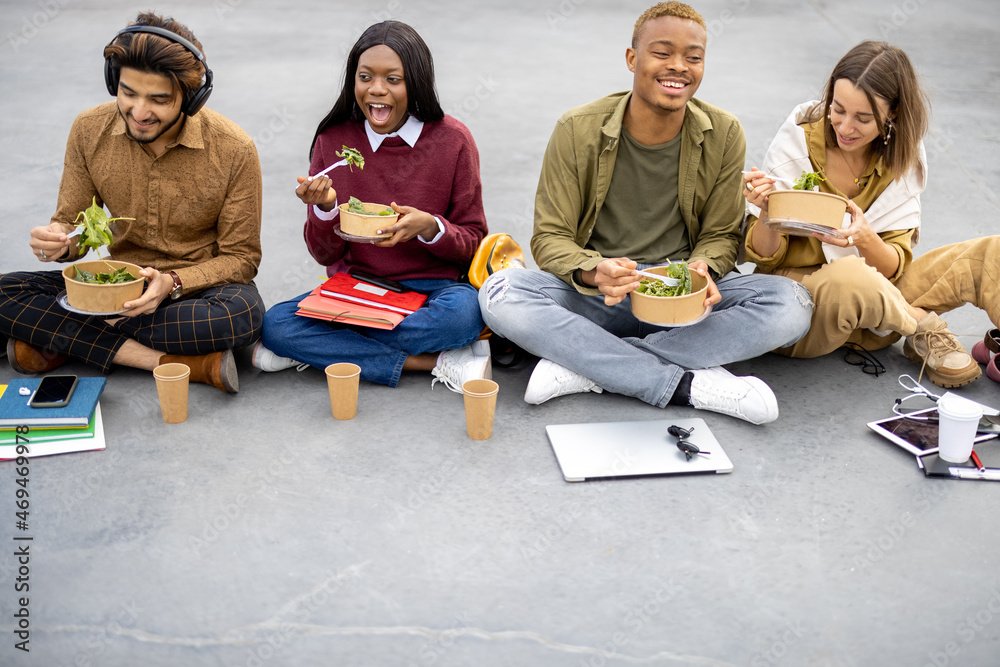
left=743, top=40, right=997, bottom=388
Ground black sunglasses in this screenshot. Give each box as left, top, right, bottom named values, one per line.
left=667, top=424, right=710, bottom=461
left=842, top=344, right=885, bottom=377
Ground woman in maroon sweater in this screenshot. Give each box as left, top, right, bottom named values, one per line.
left=255, top=21, right=490, bottom=389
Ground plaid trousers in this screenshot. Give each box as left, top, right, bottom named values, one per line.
left=0, top=270, right=263, bottom=372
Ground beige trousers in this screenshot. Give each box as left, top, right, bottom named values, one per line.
left=773, top=236, right=1000, bottom=358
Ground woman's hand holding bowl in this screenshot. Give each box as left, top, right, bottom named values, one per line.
left=372, top=203, right=440, bottom=247
left=812, top=199, right=875, bottom=249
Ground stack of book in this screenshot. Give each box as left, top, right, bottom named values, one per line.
left=296, top=273, right=427, bottom=330
left=0, top=377, right=107, bottom=459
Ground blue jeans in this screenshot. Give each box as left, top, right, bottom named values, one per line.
left=262, top=279, right=484, bottom=387
left=479, top=269, right=813, bottom=407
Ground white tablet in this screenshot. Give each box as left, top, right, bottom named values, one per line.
left=867, top=407, right=998, bottom=457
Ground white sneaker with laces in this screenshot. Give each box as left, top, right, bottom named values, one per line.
left=431, top=340, right=492, bottom=392
left=251, top=341, right=308, bottom=372
left=523, top=358, right=603, bottom=405
left=687, top=366, right=778, bottom=425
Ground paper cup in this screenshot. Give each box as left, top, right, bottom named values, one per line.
left=153, top=363, right=190, bottom=424
left=937, top=394, right=983, bottom=462
left=462, top=379, right=499, bottom=440
left=325, top=363, right=361, bottom=420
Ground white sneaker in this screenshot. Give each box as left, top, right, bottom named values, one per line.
left=523, top=358, right=603, bottom=405
left=688, top=367, right=778, bottom=425
left=251, top=341, right=308, bottom=372
left=431, top=340, right=492, bottom=392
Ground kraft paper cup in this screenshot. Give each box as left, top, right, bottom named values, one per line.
left=463, top=379, right=499, bottom=440
left=937, top=394, right=983, bottom=462
left=325, top=363, right=361, bottom=420
left=153, top=363, right=190, bottom=424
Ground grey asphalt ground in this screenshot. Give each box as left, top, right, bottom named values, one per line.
left=1, top=1, right=999, bottom=665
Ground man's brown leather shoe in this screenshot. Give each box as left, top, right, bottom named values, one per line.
left=159, top=349, right=238, bottom=393
left=8, top=338, right=68, bottom=374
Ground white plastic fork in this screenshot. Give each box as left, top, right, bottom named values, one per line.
left=742, top=170, right=797, bottom=189
left=635, top=269, right=680, bottom=286
left=303, top=158, right=349, bottom=184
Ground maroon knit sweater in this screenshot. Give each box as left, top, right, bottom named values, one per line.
left=303, top=116, right=488, bottom=282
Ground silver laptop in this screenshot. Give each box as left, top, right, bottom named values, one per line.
left=545, top=417, right=733, bottom=482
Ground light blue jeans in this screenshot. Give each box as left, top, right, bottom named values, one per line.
left=479, top=269, right=813, bottom=407
left=262, top=279, right=483, bottom=387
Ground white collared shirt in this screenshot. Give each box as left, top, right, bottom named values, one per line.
left=314, top=117, right=444, bottom=244
left=365, top=115, right=424, bottom=150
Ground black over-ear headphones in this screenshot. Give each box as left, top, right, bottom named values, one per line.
left=104, top=25, right=214, bottom=116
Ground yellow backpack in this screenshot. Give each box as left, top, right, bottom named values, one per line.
left=468, top=233, right=526, bottom=289
left=468, top=233, right=528, bottom=366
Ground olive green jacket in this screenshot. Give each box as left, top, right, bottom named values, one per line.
left=531, top=91, right=746, bottom=293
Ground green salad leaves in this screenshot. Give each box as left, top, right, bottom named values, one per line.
left=73, top=197, right=134, bottom=257
left=73, top=266, right=137, bottom=284
left=70, top=197, right=139, bottom=285
left=347, top=196, right=393, bottom=216
left=634, top=261, right=692, bottom=297
left=793, top=171, right=826, bottom=191
left=336, top=145, right=365, bottom=171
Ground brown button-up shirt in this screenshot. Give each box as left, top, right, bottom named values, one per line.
left=53, top=101, right=262, bottom=295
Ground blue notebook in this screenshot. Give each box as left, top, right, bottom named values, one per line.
left=0, top=377, right=107, bottom=427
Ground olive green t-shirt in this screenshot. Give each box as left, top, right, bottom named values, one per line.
left=587, top=127, right=689, bottom=264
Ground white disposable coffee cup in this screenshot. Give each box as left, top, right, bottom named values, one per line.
left=937, top=394, right=983, bottom=463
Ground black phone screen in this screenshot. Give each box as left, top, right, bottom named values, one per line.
left=349, top=270, right=408, bottom=293
left=29, top=375, right=79, bottom=408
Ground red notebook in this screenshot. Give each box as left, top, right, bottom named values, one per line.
left=319, top=273, right=427, bottom=315
left=296, top=288, right=405, bottom=330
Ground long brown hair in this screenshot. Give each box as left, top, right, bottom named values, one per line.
left=808, top=40, right=929, bottom=177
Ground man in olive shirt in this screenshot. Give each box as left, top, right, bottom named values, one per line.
left=479, top=1, right=813, bottom=424
left=0, top=12, right=262, bottom=392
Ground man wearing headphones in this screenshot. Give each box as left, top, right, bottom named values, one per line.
left=0, top=11, right=263, bottom=392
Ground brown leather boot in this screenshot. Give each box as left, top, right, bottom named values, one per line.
left=8, top=338, right=68, bottom=374
left=159, top=349, right=239, bottom=393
